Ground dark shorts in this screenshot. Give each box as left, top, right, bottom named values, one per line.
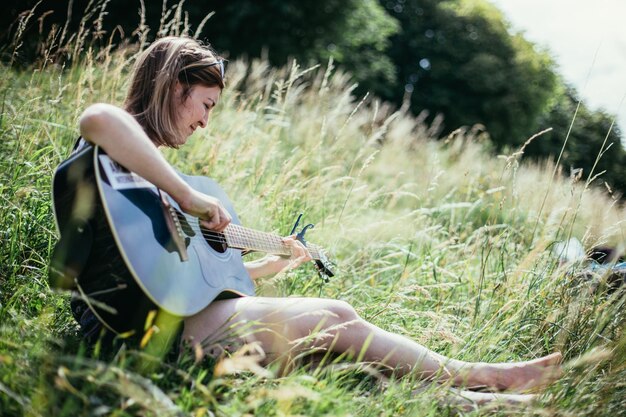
left=70, top=294, right=184, bottom=360
left=70, top=295, right=105, bottom=345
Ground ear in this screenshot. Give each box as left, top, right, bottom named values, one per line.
left=174, top=80, right=192, bottom=103
left=173, top=80, right=183, bottom=98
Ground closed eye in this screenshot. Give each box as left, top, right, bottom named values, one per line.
left=205, top=98, right=216, bottom=110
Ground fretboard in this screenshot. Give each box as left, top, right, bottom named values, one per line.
left=220, top=224, right=324, bottom=260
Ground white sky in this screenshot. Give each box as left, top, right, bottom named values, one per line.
left=489, top=0, right=626, bottom=134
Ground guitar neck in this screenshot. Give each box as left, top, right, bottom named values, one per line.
left=222, top=224, right=323, bottom=260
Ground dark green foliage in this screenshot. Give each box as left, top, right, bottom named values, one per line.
left=380, top=0, right=557, bottom=147
left=527, top=82, right=626, bottom=195
left=0, top=0, right=399, bottom=95
left=164, top=0, right=400, bottom=99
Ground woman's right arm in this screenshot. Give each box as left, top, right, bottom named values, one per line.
left=79, top=103, right=231, bottom=231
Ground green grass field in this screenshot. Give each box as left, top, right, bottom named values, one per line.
left=1, top=28, right=625, bottom=416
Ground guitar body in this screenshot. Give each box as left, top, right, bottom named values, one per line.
left=51, top=145, right=255, bottom=335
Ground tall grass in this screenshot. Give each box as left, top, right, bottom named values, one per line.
left=1, top=4, right=625, bottom=416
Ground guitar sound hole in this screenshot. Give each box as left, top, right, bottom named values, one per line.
left=202, top=228, right=227, bottom=253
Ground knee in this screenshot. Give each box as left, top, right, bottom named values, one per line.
left=288, top=299, right=362, bottom=341
left=326, top=299, right=360, bottom=324
left=306, top=300, right=368, bottom=349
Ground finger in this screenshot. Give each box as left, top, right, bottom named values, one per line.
left=201, top=220, right=218, bottom=231
left=213, top=219, right=230, bottom=232
left=220, top=207, right=232, bottom=224
left=215, top=218, right=229, bottom=232
left=301, top=245, right=311, bottom=261
left=215, top=208, right=231, bottom=232
left=291, top=242, right=305, bottom=258
left=288, top=239, right=311, bottom=260
left=294, top=242, right=312, bottom=261
left=203, top=205, right=232, bottom=232
left=202, top=210, right=222, bottom=231
left=291, top=254, right=311, bottom=269
left=283, top=236, right=303, bottom=249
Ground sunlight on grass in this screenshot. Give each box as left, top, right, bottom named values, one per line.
left=0, top=2, right=624, bottom=416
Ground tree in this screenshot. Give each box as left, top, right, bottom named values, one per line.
left=527, top=82, right=626, bottom=195
left=380, top=0, right=557, bottom=148
left=189, top=0, right=399, bottom=95
left=1, top=0, right=399, bottom=94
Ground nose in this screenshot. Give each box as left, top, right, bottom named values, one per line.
left=198, top=108, right=209, bottom=128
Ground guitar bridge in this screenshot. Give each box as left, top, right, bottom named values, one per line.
left=159, top=190, right=189, bottom=262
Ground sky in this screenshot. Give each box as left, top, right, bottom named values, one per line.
left=489, top=0, right=626, bottom=134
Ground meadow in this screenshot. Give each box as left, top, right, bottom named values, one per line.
left=1, top=18, right=625, bottom=416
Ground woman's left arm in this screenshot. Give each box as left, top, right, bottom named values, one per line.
left=245, top=236, right=312, bottom=280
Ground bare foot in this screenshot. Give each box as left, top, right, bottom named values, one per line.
left=465, top=352, right=562, bottom=392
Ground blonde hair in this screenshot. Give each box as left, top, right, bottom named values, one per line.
left=124, top=36, right=225, bottom=148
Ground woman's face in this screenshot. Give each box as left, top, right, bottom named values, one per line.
left=174, top=83, right=221, bottom=145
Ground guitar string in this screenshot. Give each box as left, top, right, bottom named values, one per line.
left=172, top=210, right=322, bottom=251
left=172, top=212, right=323, bottom=258
left=172, top=212, right=321, bottom=254
left=173, top=211, right=287, bottom=248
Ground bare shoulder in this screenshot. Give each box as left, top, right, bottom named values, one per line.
left=79, top=103, right=124, bottom=128
left=78, top=104, right=138, bottom=147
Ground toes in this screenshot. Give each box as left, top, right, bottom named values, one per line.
left=539, top=352, right=563, bottom=366
left=531, top=352, right=563, bottom=367
left=545, top=352, right=563, bottom=365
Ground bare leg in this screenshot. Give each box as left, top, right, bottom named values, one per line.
left=183, top=296, right=561, bottom=391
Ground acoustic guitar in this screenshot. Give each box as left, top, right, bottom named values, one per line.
left=50, top=144, right=333, bottom=335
